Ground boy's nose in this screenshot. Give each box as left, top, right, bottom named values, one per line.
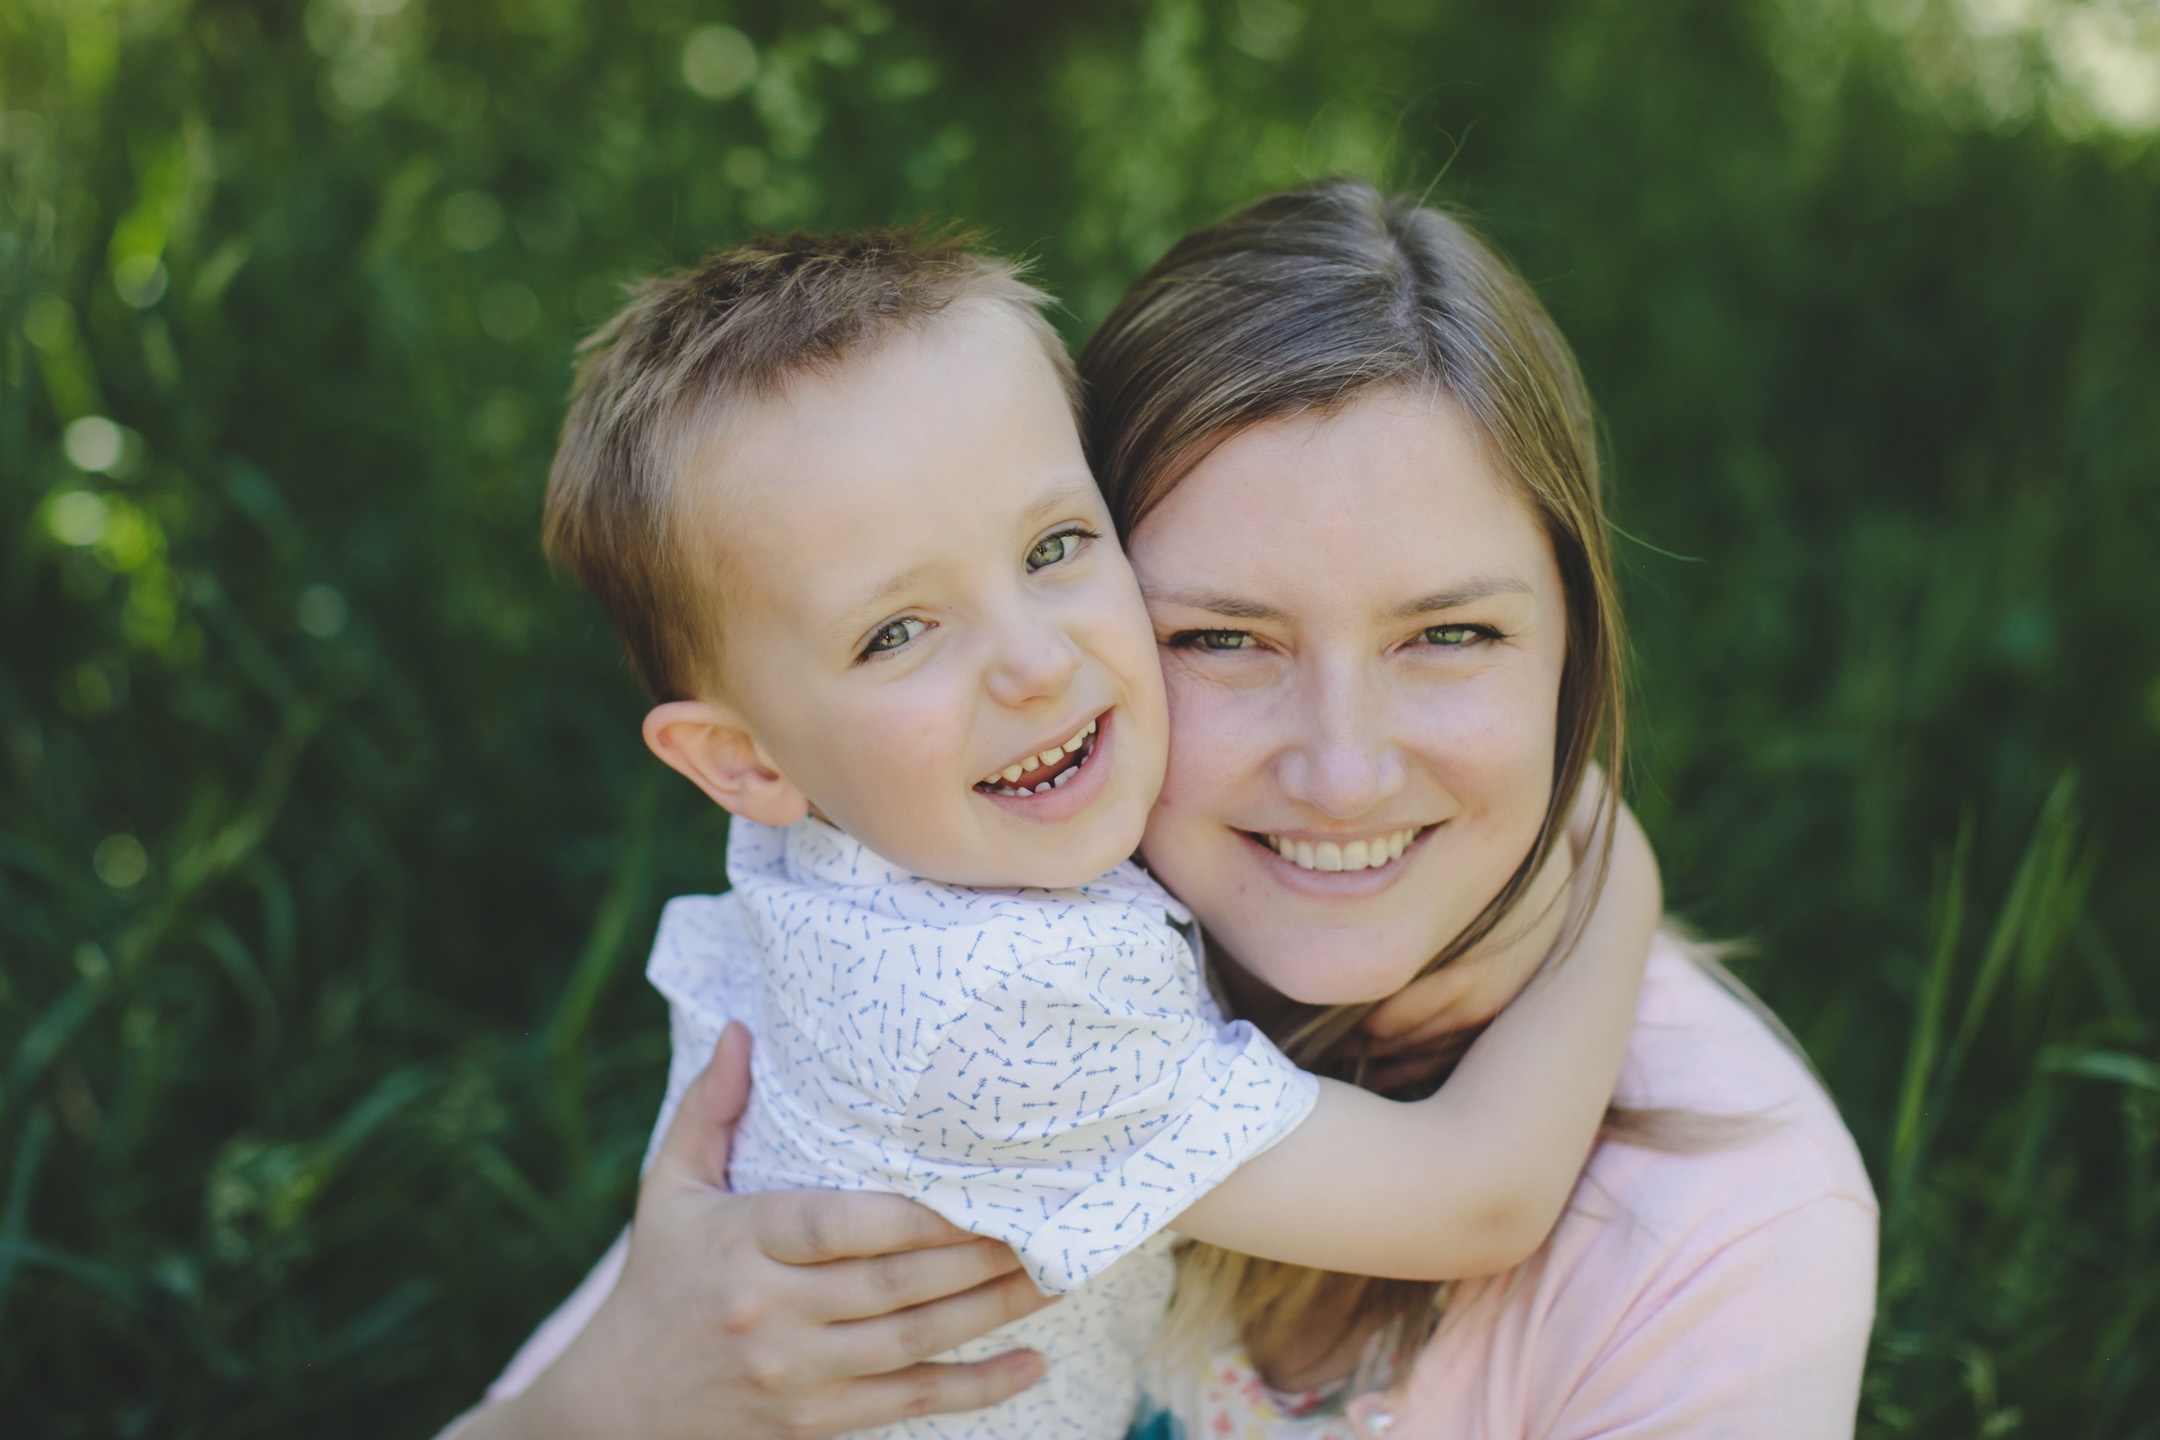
left=984, top=616, right=1085, bottom=708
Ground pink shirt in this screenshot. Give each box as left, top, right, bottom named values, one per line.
left=474, top=934, right=1878, bottom=1437
left=1377, top=935, right=1876, bottom=1437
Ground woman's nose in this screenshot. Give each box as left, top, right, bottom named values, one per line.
left=1275, top=662, right=1406, bottom=818
left=983, top=611, right=1085, bottom=708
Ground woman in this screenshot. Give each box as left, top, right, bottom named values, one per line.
left=456, top=181, right=1876, bottom=1440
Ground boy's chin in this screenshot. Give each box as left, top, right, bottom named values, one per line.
left=939, top=831, right=1142, bottom=892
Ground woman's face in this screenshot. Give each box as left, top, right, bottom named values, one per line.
left=1125, top=388, right=1570, bottom=1010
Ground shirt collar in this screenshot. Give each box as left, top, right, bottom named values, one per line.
left=739, top=814, right=1187, bottom=923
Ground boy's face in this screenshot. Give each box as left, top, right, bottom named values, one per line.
left=681, top=302, right=1168, bottom=889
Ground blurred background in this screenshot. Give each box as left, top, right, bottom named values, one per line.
left=2, top=0, right=2157, bottom=1433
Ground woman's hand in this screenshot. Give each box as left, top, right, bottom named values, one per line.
left=465, top=1024, right=1053, bottom=1440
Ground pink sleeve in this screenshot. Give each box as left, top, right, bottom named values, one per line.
left=489, top=1229, right=627, bottom=1401
left=431, top=1227, right=626, bottom=1439
left=1539, top=1195, right=1877, bottom=1440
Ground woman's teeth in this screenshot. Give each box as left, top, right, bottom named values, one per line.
left=978, top=719, right=1097, bottom=796
left=1264, top=828, right=1418, bottom=872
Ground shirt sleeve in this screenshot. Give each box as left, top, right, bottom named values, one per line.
left=641, top=895, right=758, bottom=1175
left=1536, top=1194, right=1878, bottom=1440
left=890, top=958, right=1319, bottom=1295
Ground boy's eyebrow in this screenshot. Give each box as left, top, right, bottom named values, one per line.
left=836, top=474, right=1103, bottom=625
left=1020, top=476, right=1105, bottom=524
left=847, top=562, right=938, bottom=618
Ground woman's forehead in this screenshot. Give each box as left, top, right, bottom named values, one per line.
left=1125, top=393, right=1556, bottom=609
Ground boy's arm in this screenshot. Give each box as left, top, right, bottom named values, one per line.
left=1171, top=798, right=1660, bottom=1280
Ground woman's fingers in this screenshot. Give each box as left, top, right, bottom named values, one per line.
left=827, top=1267, right=1056, bottom=1376
left=813, top=1236, right=1028, bottom=1322
left=751, top=1189, right=977, bottom=1266
left=795, top=1349, right=1048, bottom=1437
left=647, top=1022, right=755, bottom=1191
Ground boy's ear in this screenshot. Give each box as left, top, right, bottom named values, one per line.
left=642, top=700, right=811, bottom=828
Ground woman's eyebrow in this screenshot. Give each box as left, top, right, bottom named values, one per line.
left=1389, top=576, right=1533, bottom=618
left=1140, top=587, right=1286, bottom=622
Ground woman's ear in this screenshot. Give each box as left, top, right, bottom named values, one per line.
left=642, top=700, right=811, bottom=827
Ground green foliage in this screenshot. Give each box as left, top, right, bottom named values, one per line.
left=1, top=0, right=2155, bottom=1434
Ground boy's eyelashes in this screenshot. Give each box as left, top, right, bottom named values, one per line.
left=1165, top=628, right=1258, bottom=652
left=857, top=615, right=933, bottom=663
left=1026, top=524, right=1099, bottom=572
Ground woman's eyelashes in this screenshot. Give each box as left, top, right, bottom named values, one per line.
left=1163, top=623, right=1504, bottom=654
left=1026, top=525, right=1098, bottom=572
left=1417, top=622, right=1504, bottom=648
left=857, top=615, right=931, bottom=662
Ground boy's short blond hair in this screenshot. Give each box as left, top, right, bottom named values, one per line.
left=544, top=226, right=1075, bottom=701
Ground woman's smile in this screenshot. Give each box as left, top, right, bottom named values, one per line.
left=1244, top=824, right=1436, bottom=877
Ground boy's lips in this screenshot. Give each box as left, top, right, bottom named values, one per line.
left=974, top=710, right=1113, bottom=823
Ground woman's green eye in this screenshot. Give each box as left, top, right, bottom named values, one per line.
left=1195, top=630, right=1250, bottom=650
left=864, top=617, right=927, bottom=655
left=1423, top=625, right=1480, bottom=647
left=1027, top=531, right=1085, bottom=571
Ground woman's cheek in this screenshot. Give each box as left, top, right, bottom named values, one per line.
left=1409, top=667, right=1557, bottom=822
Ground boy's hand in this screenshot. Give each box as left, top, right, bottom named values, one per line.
left=1354, top=768, right=1657, bottom=1089
left=467, top=1024, right=1052, bottom=1440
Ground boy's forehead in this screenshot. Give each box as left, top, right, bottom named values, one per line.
left=676, top=302, right=1094, bottom=624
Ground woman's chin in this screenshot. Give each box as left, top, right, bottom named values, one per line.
left=1236, top=947, right=1429, bottom=1008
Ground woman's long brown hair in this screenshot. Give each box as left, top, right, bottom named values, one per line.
left=1077, top=178, right=1630, bottom=1384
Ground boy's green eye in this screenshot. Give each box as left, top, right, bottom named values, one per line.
left=1193, top=630, right=1250, bottom=650
left=1026, top=530, right=1087, bottom=571
left=864, top=616, right=927, bottom=656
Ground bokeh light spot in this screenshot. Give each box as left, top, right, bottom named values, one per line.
left=93, top=833, right=149, bottom=889
left=440, top=190, right=505, bottom=251
left=683, top=25, right=758, bottom=100
left=114, top=254, right=170, bottom=307
left=23, top=296, right=77, bottom=351
left=478, top=280, right=540, bottom=341
left=65, top=416, right=126, bottom=472
left=297, top=584, right=349, bottom=638
left=49, top=491, right=110, bottom=546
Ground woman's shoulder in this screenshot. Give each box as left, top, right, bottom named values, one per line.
left=1579, top=928, right=1878, bottom=1252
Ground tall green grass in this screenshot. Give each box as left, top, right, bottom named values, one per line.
left=2, top=0, right=2154, bottom=1434
left=1867, top=777, right=2155, bottom=1436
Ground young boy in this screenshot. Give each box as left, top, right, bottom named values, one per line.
left=542, top=228, right=1656, bottom=1438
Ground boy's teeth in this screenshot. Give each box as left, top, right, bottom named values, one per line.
left=1266, top=828, right=1418, bottom=872
left=979, top=718, right=1101, bottom=794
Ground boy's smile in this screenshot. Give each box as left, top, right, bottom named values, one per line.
left=647, top=300, right=1169, bottom=890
